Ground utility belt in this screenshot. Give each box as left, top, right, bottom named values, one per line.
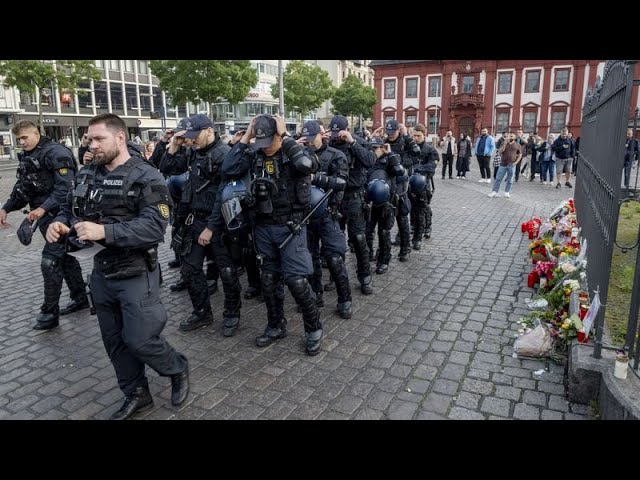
left=187, top=210, right=211, bottom=222
left=258, top=210, right=304, bottom=225
left=94, top=247, right=158, bottom=280
left=344, top=189, right=365, bottom=200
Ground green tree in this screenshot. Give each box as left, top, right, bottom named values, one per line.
left=0, top=60, right=101, bottom=133
left=271, top=61, right=335, bottom=122
left=332, top=74, right=377, bottom=127
left=149, top=60, right=257, bottom=120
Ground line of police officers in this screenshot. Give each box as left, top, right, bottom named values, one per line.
left=1, top=111, right=438, bottom=419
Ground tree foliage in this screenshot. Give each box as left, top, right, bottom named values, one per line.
left=0, top=60, right=101, bottom=132
left=271, top=61, right=335, bottom=120
left=332, top=74, right=377, bottom=119
left=149, top=60, right=257, bottom=114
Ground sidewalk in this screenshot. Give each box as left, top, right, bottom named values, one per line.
left=0, top=166, right=590, bottom=419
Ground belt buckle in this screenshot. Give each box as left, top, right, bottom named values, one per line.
left=185, top=213, right=194, bottom=225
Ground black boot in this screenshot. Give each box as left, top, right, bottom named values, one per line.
left=412, top=240, right=422, bottom=251
left=398, top=248, right=410, bottom=262
left=179, top=310, right=213, bottom=331
left=168, top=258, right=181, bottom=269
left=304, top=329, right=323, bottom=356
left=337, top=301, right=352, bottom=319
left=220, top=267, right=241, bottom=337
left=326, top=253, right=352, bottom=313
left=170, top=279, right=186, bottom=292
left=324, top=278, right=336, bottom=291
left=376, top=264, right=389, bottom=274
left=255, top=319, right=288, bottom=347
left=170, top=366, right=190, bottom=406
left=33, top=311, right=59, bottom=330
left=109, top=386, right=153, bottom=420
left=360, top=275, right=373, bottom=295
left=60, top=298, right=89, bottom=315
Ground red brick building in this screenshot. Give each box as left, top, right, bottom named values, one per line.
left=370, top=60, right=640, bottom=139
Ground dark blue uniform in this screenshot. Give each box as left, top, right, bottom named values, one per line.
left=388, top=133, right=421, bottom=260
left=2, top=137, right=86, bottom=329
left=308, top=144, right=351, bottom=318
left=411, top=141, right=439, bottom=243
left=56, top=155, right=188, bottom=407
left=330, top=138, right=375, bottom=294
left=223, top=134, right=323, bottom=355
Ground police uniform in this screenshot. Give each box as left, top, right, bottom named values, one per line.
left=58, top=152, right=188, bottom=418
left=366, top=147, right=404, bottom=274
left=222, top=114, right=323, bottom=355
left=411, top=140, right=439, bottom=245
left=2, top=136, right=86, bottom=329
left=328, top=115, right=375, bottom=295
left=386, top=121, right=421, bottom=261
left=306, top=135, right=351, bottom=319
left=165, top=119, right=236, bottom=333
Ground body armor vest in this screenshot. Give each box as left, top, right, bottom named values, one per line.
left=181, top=139, right=230, bottom=213
left=17, top=141, right=76, bottom=203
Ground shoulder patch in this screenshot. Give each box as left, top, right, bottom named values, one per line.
left=158, top=203, right=170, bottom=219
left=58, top=168, right=69, bottom=176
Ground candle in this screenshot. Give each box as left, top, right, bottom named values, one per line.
left=614, top=353, right=629, bottom=380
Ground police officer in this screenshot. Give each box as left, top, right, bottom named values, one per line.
left=365, top=138, right=405, bottom=274
left=182, top=114, right=242, bottom=336
left=45, top=114, right=189, bottom=420
left=0, top=120, right=87, bottom=330
left=300, top=121, right=351, bottom=319
left=377, top=119, right=421, bottom=261
left=410, top=124, right=440, bottom=246
left=222, top=114, right=323, bottom=355
left=328, top=115, right=375, bottom=295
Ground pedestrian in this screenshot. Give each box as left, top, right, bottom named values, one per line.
left=0, top=120, right=87, bottom=330
left=45, top=113, right=189, bottom=420
left=624, top=128, right=639, bottom=192
left=488, top=132, right=521, bottom=198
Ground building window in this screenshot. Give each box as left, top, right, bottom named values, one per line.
left=108, top=60, right=120, bottom=72
left=95, top=60, right=104, bottom=69
left=462, top=75, right=475, bottom=94
left=554, top=69, right=570, bottom=91
left=428, top=77, right=441, bottom=97
left=405, top=113, right=417, bottom=127
left=125, top=84, right=138, bottom=111
left=94, top=81, right=108, bottom=109
left=138, top=60, right=148, bottom=75
left=124, top=60, right=134, bottom=73
left=384, top=79, right=396, bottom=99
left=522, top=111, right=537, bottom=133
left=384, top=114, right=395, bottom=125
left=525, top=70, right=541, bottom=93
left=498, top=72, right=512, bottom=94
left=405, top=78, right=418, bottom=98
left=110, top=83, right=124, bottom=110
left=551, top=110, right=567, bottom=132
left=496, top=111, right=510, bottom=133
left=428, top=111, right=437, bottom=134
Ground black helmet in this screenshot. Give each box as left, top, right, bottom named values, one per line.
left=309, top=186, right=329, bottom=220
left=220, top=180, right=248, bottom=230
left=366, top=179, right=390, bottom=206
left=409, top=173, right=427, bottom=193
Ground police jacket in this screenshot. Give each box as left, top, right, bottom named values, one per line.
left=57, top=155, right=172, bottom=262
left=413, top=141, right=440, bottom=176
left=309, top=143, right=349, bottom=208
left=148, top=140, right=169, bottom=170
left=3, top=137, right=76, bottom=214
left=388, top=134, right=421, bottom=172
left=329, top=139, right=375, bottom=192
left=158, top=144, right=194, bottom=177
left=367, top=152, right=403, bottom=197
left=222, top=137, right=315, bottom=224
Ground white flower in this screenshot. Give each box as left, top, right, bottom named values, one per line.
left=561, top=263, right=577, bottom=273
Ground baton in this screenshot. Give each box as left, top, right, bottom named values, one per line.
left=279, top=188, right=333, bottom=250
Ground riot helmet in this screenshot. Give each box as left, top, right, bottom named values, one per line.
left=221, top=180, right=248, bottom=230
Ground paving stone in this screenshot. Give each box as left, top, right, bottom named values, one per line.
left=512, top=403, right=540, bottom=420
left=421, top=393, right=453, bottom=415
left=522, top=390, right=547, bottom=407
left=455, top=391, right=481, bottom=410
left=448, top=406, right=485, bottom=420
left=480, top=397, right=511, bottom=417
left=541, top=410, right=563, bottom=420
left=494, top=385, right=521, bottom=402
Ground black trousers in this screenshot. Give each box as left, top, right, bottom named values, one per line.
left=91, top=267, right=187, bottom=396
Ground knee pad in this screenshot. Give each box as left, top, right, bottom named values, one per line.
left=261, top=272, right=281, bottom=292
left=285, top=276, right=308, bottom=296
left=220, top=266, right=236, bottom=283
left=326, top=252, right=344, bottom=270
left=41, top=256, right=58, bottom=273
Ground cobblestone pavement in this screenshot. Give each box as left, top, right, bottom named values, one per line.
left=0, top=164, right=590, bottom=420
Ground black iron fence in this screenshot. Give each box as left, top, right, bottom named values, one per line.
left=575, top=60, right=640, bottom=370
